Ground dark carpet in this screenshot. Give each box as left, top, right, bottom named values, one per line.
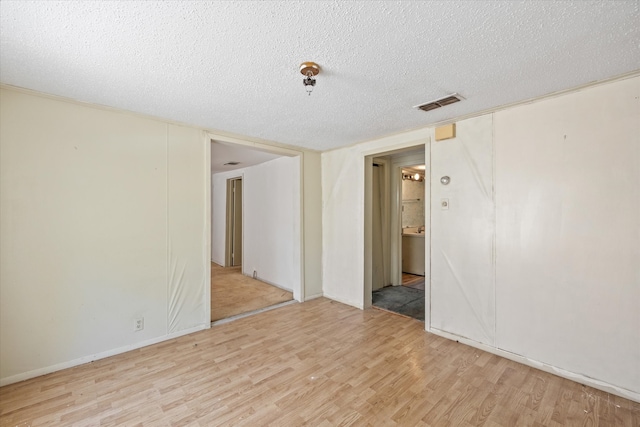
left=372, top=286, right=425, bottom=321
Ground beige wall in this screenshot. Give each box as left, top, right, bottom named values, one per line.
left=301, top=151, right=323, bottom=300
left=430, top=114, right=495, bottom=345
left=322, top=136, right=431, bottom=308
left=0, top=88, right=209, bottom=385
left=321, top=75, right=640, bottom=400
left=0, top=86, right=325, bottom=385
left=493, top=76, right=639, bottom=397
left=2, top=74, right=637, bottom=399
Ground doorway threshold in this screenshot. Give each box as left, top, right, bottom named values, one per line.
left=372, top=285, right=425, bottom=321
left=211, top=299, right=297, bottom=326
left=372, top=305, right=424, bottom=322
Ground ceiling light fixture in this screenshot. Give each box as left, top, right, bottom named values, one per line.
left=300, top=62, right=320, bottom=96
left=402, top=172, right=424, bottom=182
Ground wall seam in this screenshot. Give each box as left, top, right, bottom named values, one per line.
left=166, top=124, right=170, bottom=335
left=492, top=113, right=497, bottom=347
left=427, top=136, right=432, bottom=331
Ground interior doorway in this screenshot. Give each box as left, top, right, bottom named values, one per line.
left=371, top=160, right=390, bottom=291
left=365, top=145, right=427, bottom=322
left=210, top=138, right=302, bottom=323
left=372, top=163, right=426, bottom=321
left=225, top=177, right=243, bottom=267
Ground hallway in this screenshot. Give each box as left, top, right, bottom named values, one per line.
left=211, top=263, right=293, bottom=322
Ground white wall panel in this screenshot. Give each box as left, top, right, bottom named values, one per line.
left=243, top=157, right=300, bottom=296
left=0, top=89, right=208, bottom=384
left=322, top=146, right=366, bottom=307
left=430, top=115, right=495, bottom=344
left=167, top=125, right=208, bottom=333
left=302, top=151, right=323, bottom=300
left=494, top=76, right=640, bottom=395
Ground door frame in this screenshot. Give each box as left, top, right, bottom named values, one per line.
left=370, top=158, right=390, bottom=291
left=225, top=176, right=243, bottom=267
left=207, top=132, right=306, bottom=303
left=363, top=139, right=431, bottom=330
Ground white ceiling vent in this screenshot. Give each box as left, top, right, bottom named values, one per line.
left=414, top=93, right=463, bottom=112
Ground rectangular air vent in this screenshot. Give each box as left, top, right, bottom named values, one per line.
left=414, top=93, right=463, bottom=112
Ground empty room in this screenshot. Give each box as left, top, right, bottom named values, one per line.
left=0, top=1, right=638, bottom=426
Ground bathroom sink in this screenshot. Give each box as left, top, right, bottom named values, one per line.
left=403, top=226, right=426, bottom=235
left=403, top=229, right=425, bottom=236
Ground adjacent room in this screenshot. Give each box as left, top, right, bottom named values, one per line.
left=369, top=148, right=428, bottom=322
left=209, top=141, right=299, bottom=322
left=1, top=1, right=638, bottom=425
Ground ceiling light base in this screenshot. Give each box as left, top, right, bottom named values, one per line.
left=300, top=62, right=320, bottom=76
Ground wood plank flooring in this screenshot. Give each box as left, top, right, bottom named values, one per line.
left=1, top=298, right=638, bottom=426
left=211, top=263, right=293, bottom=322
left=402, top=272, right=425, bottom=290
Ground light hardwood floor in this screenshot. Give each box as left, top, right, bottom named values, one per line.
left=211, top=263, right=293, bottom=322
left=402, top=273, right=425, bottom=290
left=1, top=298, right=638, bottom=426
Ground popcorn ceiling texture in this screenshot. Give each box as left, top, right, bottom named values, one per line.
left=1, top=1, right=639, bottom=151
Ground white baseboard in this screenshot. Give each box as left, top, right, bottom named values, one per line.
left=241, top=272, right=293, bottom=293
left=0, top=324, right=209, bottom=387
left=303, top=292, right=324, bottom=301
left=428, top=327, right=639, bottom=403
left=322, top=293, right=363, bottom=310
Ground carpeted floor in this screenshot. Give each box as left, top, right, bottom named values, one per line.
left=372, top=285, right=425, bottom=321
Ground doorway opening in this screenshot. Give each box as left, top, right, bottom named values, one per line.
left=225, top=177, right=243, bottom=267
left=372, top=163, right=426, bottom=321
left=365, top=144, right=428, bottom=322
left=210, top=139, right=301, bottom=323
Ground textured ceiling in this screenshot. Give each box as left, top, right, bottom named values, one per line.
left=211, top=141, right=283, bottom=174
left=1, top=1, right=639, bottom=151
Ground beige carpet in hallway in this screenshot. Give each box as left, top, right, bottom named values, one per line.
left=211, top=263, right=293, bottom=321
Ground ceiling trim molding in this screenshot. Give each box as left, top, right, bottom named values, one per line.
left=208, top=133, right=302, bottom=158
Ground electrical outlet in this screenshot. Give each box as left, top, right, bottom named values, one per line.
left=134, top=317, right=144, bottom=332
